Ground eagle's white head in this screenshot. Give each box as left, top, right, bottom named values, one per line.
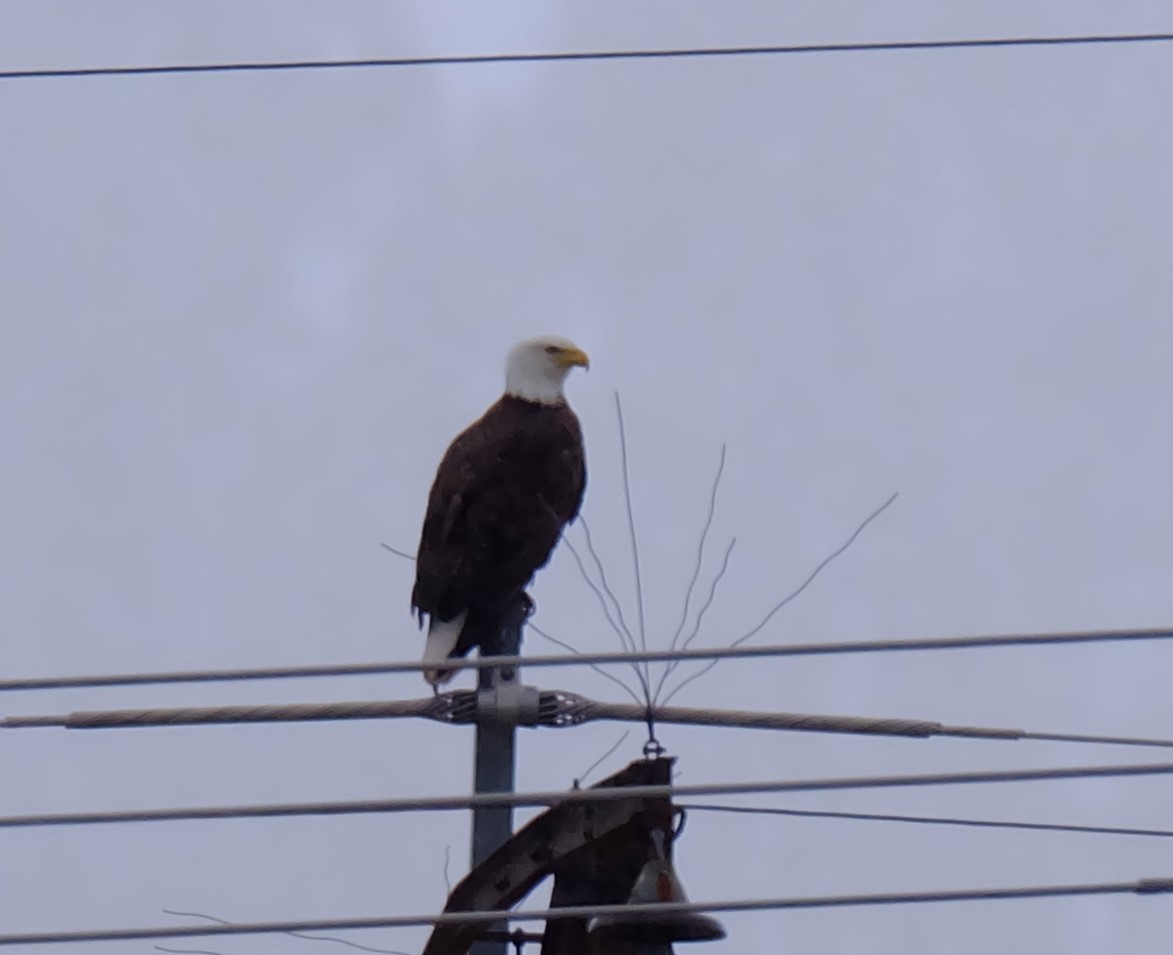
left=505, top=335, right=590, bottom=405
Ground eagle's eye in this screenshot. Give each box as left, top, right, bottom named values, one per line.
left=544, top=345, right=560, bottom=355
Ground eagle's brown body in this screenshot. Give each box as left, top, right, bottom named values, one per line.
left=412, top=394, right=586, bottom=672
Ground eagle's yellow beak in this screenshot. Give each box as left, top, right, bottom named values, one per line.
left=556, top=346, right=590, bottom=370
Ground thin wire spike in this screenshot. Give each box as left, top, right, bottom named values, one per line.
left=578, top=514, right=639, bottom=648
left=574, top=730, right=632, bottom=788
left=163, top=910, right=412, bottom=955
left=613, top=391, right=651, bottom=700
left=653, top=444, right=727, bottom=704
left=656, top=538, right=737, bottom=705
left=527, top=623, right=644, bottom=707
left=561, top=535, right=636, bottom=653
left=677, top=538, right=737, bottom=654
left=730, top=491, right=899, bottom=646
left=379, top=542, right=415, bottom=561
left=661, top=492, right=897, bottom=706
left=571, top=517, right=653, bottom=702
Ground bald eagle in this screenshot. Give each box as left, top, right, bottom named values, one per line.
left=412, top=336, right=589, bottom=686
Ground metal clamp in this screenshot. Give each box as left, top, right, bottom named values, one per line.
left=476, top=682, right=542, bottom=727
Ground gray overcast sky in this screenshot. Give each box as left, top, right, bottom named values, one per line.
left=4, top=2, right=1173, bottom=953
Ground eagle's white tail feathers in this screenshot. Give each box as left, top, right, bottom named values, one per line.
left=422, top=612, right=468, bottom=686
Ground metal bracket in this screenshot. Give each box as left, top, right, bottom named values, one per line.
left=423, top=757, right=675, bottom=955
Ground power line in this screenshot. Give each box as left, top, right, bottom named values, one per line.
left=4, top=625, right=1171, bottom=692
left=3, top=32, right=1173, bottom=82
left=5, top=877, right=1173, bottom=946
left=5, top=761, right=1173, bottom=828
left=578, top=698, right=1173, bottom=751
left=9, top=684, right=1173, bottom=754
left=1023, top=730, right=1173, bottom=749
left=2, top=698, right=436, bottom=729
left=12, top=691, right=1173, bottom=757
left=683, top=803, right=1173, bottom=840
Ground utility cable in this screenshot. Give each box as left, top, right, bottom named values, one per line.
left=4, top=761, right=1173, bottom=827
left=682, top=803, right=1173, bottom=840
left=3, top=625, right=1171, bottom=692
left=2, top=698, right=434, bottom=729
left=4, top=877, right=1173, bottom=945
left=3, top=32, right=1173, bottom=81
left=567, top=698, right=1173, bottom=749
left=9, top=692, right=1173, bottom=757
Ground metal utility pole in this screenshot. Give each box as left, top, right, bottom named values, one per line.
left=470, top=595, right=533, bottom=955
